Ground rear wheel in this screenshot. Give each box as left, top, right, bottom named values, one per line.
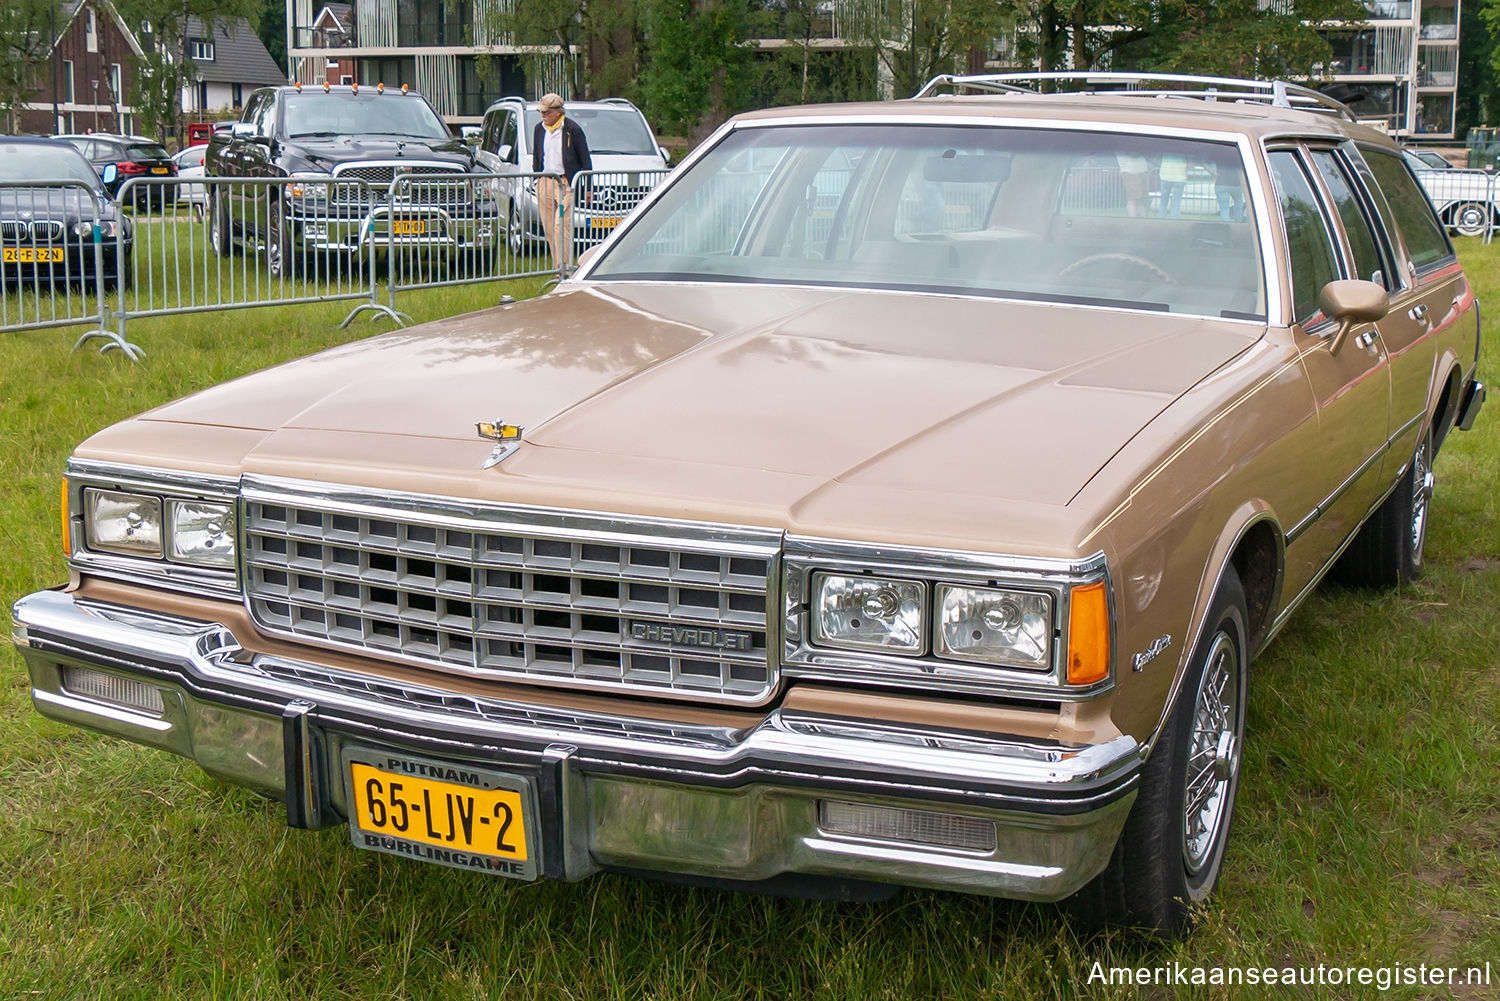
left=1069, top=566, right=1247, bottom=937
left=507, top=204, right=527, bottom=257
left=1331, top=427, right=1433, bottom=587
left=1450, top=201, right=1491, bottom=237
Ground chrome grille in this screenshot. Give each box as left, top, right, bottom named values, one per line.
left=332, top=162, right=465, bottom=186
left=242, top=492, right=780, bottom=704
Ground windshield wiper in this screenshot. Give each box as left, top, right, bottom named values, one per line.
left=290, top=131, right=341, bottom=138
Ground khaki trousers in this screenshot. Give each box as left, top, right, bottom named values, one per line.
left=537, top=175, right=573, bottom=269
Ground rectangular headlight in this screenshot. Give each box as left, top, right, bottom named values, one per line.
left=167, top=499, right=236, bottom=567
left=811, top=573, right=925, bottom=654
left=84, top=488, right=162, bottom=558
left=935, top=584, right=1052, bottom=669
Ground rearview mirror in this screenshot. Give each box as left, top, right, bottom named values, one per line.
left=1319, top=279, right=1389, bottom=355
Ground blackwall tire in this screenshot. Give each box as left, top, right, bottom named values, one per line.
left=1068, top=566, right=1248, bottom=938
left=1331, top=426, right=1432, bottom=588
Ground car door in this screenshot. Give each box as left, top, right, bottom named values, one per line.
left=1355, top=146, right=1463, bottom=463
left=220, top=92, right=261, bottom=236
left=1267, top=147, right=1393, bottom=592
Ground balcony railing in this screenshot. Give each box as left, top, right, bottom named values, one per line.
left=1366, top=1, right=1412, bottom=18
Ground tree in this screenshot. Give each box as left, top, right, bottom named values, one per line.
left=117, top=0, right=261, bottom=141
left=471, top=0, right=641, bottom=100
left=0, top=0, right=58, bottom=132
left=639, top=0, right=751, bottom=138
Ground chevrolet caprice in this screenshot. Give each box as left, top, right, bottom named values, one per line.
left=13, top=73, right=1485, bottom=936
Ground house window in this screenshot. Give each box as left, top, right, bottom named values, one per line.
left=63, top=60, right=75, bottom=103
left=109, top=63, right=122, bottom=101
left=198, top=81, right=209, bottom=110
left=232, top=83, right=243, bottom=107
left=86, top=8, right=98, bottom=52
left=340, top=74, right=354, bottom=85
left=191, top=39, right=215, bottom=61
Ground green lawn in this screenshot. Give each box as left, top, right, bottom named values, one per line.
left=1, top=250, right=1497, bottom=1000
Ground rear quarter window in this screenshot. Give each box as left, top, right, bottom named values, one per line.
left=1361, top=148, right=1454, bottom=274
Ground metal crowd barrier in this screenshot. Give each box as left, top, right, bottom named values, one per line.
left=0, top=180, right=135, bottom=357
left=1411, top=167, right=1497, bottom=242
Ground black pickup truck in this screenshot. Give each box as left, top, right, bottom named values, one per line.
left=205, top=85, right=495, bottom=276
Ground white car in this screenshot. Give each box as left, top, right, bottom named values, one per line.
left=172, top=145, right=208, bottom=219
left=1404, top=149, right=1495, bottom=236
left=475, top=97, right=671, bottom=256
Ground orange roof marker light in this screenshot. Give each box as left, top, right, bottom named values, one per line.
left=401, top=84, right=409, bottom=95
left=323, top=81, right=330, bottom=92
left=352, top=82, right=358, bottom=94
left=294, top=81, right=302, bottom=92
left=377, top=82, right=385, bottom=94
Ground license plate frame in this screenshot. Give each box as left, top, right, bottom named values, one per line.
left=342, top=746, right=539, bottom=880
left=2, top=247, right=65, bottom=263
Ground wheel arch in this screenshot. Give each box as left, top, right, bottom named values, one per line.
left=1140, top=502, right=1284, bottom=759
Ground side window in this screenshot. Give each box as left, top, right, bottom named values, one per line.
left=1307, top=149, right=1390, bottom=289
left=255, top=94, right=276, bottom=137
left=500, top=113, right=517, bottom=161
left=1361, top=148, right=1454, bottom=275
left=1269, top=150, right=1341, bottom=326
left=240, top=93, right=261, bottom=128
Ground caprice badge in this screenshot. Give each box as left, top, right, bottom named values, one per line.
left=476, top=420, right=523, bottom=468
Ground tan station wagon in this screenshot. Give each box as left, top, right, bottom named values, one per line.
left=13, top=73, right=1486, bottom=936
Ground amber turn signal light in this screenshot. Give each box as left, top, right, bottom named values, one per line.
left=60, top=477, right=71, bottom=557
left=1066, top=581, right=1110, bottom=685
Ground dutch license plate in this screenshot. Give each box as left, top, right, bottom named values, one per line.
left=345, top=749, right=536, bottom=879
left=589, top=216, right=620, bottom=230
left=2, top=247, right=65, bottom=263
left=151, top=167, right=169, bottom=175
left=391, top=218, right=426, bottom=235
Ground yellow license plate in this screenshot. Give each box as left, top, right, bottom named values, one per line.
left=589, top=216, right=620, bottom=230
left=347, top=752, right=534, bottom=878
left=2, top=247, right=65, bottom=263
left=151, top=167, right=169, bottom=175
left=391, top=219, right=427, bottom=235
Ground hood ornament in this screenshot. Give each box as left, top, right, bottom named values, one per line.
left=477, top=420, right=523, bottom=468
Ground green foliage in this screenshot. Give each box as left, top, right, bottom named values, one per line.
left=638, top=0, right=751, bottom=136
left=117, top=0, right=262, bottom=140
left=0, top=0, right=62, bottom=131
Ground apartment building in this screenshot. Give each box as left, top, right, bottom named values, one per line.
left=1319, top=0, right=1460, bottom=137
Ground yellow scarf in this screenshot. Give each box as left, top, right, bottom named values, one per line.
left=544, top=113, right=566, bottom=133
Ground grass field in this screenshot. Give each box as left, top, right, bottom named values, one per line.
left=2, top=248, right=1497, bottom=1000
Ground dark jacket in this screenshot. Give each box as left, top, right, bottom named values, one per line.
left=531, top=117, right=592, bottom=181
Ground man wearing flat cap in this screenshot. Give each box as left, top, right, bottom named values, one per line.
left=532, top=92, right=592, bottom=270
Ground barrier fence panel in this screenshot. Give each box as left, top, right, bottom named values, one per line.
left=1412, top=168, right=1497, bottom=242
left=0, top=179, right=126, bottom=353
left=570, top=168, right=671, bottom=263
left=113, top=175, right=388, bottom=346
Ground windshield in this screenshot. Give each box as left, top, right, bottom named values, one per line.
left=0, top=144, right=102, bottom=188
left=524, top=106, right=656, bottom=155
left=590, top=124, right=1267, bottom=319
left=283, top=91, right=451, bottom=140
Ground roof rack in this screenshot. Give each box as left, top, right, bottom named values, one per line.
left=913, top=72, right=1358, bottom=123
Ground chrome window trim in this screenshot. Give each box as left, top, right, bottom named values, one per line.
left=66, top=459, right=241, bottom=599
left=237, top=475, right=785, bottom=707
left=573, top=118, right=1281, bottom=324
left=782, top=536, right=1114, bottom=700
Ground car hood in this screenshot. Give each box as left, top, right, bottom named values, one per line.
left=587, top=153, right=670, bottom=173
left=118, top=284, right=1264, bottom=540
left=282, top=135, right=473, bottom=171
left=0, top=187, right=115, bottom=220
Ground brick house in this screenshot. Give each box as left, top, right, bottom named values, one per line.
left=19, top=0, right=144, bottom=136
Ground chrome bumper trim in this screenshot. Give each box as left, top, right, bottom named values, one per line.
left=13, top=589, right=1141, bottom=901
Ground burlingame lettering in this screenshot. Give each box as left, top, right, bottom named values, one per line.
left=363, top=832, right=526, bottom=876
left=382, top=758, right=483, bottom=785
left=629, top=621, right=753, bottom=652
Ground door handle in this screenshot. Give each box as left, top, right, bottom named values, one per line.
left=1357, top=331, right=1378, bottom=349
left=1408, top=303, right=1429, bottom=322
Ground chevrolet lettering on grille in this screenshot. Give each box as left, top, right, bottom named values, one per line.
left=629, top=621, right=754, bottom=653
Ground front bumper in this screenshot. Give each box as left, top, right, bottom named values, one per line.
left=13, top=588, right=1140, bottom=902
left=290, top=202, right=498, bottom=254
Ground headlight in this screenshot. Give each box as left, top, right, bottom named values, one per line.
left=73, top=221, right=118, bottom=237
left=84, top=489, right=163, bottom=558
left=167, top=499, right=236, bottom=567
left=936, top=585, right=1052, bottom=669
left=290, top=174, right=330, bottom=199
left=811, top=573, right=925, bottom=654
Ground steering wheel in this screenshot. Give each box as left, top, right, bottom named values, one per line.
left=1058, top=252, right=1174, bottom=285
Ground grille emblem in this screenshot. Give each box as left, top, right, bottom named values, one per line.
left=476, top=420, right=523, bottom=468
left=629, top=621, right=754, bottom=653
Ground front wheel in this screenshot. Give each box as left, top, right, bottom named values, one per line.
left=1069, top=566, right=1248, bottom=937
left=1450, top=201, right=1491, bottom=237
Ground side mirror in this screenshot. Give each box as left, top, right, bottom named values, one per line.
left=100, top=163, right=119, bottom=190
left=1319, top=279, right=1389, bottom=355
left=230, top=122, right=256, bottom=139
left=497, top=143, right=513, bottom=163
left=658, top=145, right=672, bottom=166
